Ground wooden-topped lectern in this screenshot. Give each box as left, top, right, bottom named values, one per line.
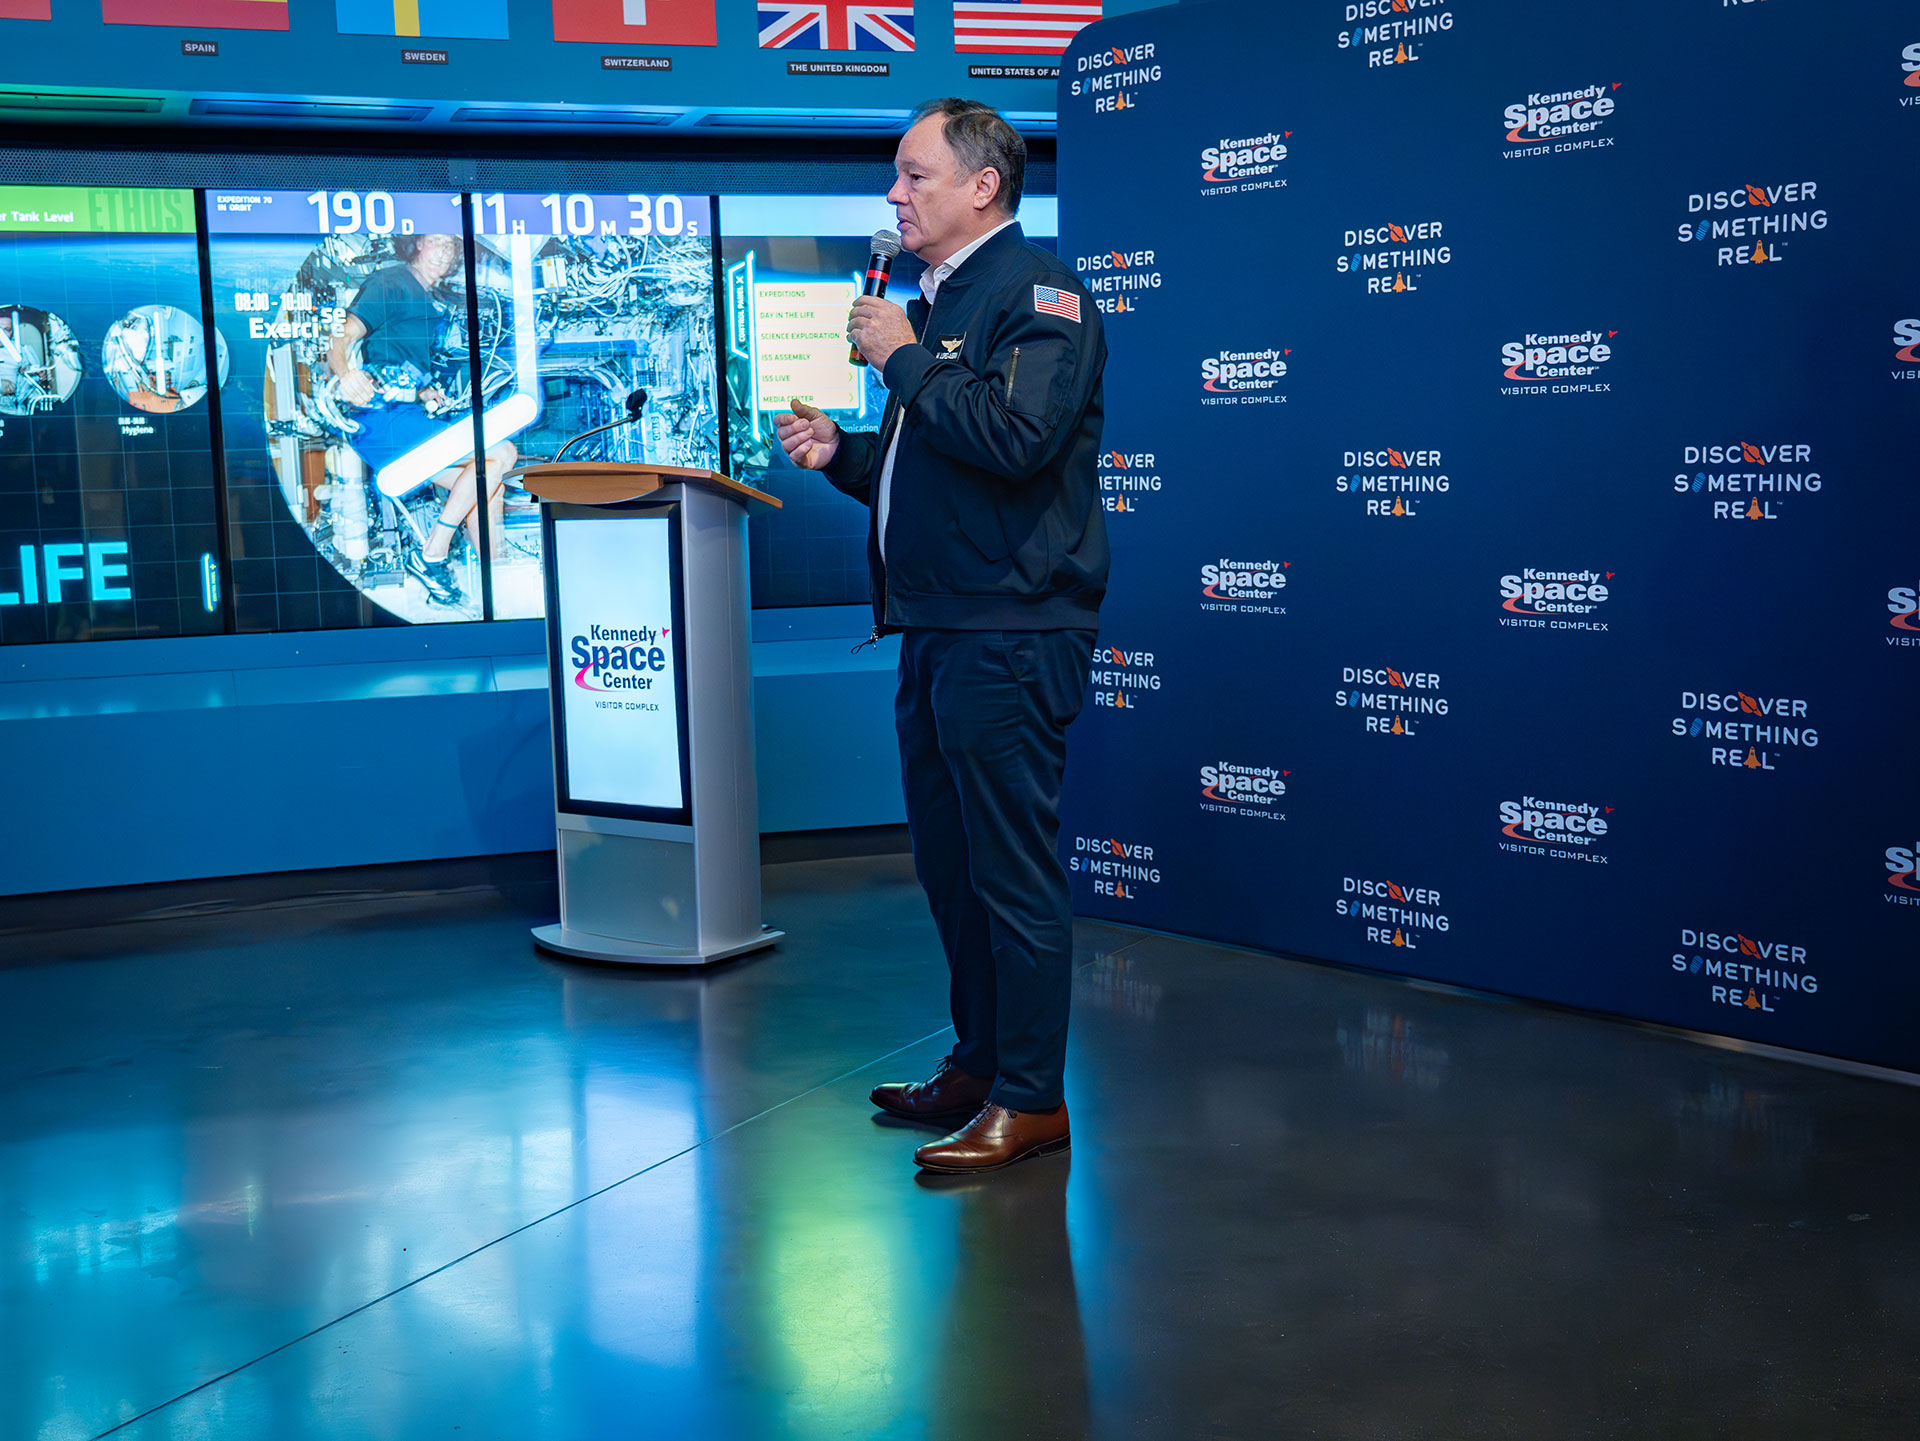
left=507, top=461, right=784, bottom=966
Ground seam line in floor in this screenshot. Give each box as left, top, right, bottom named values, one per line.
left=89, top=1021, right=959, bottom=1441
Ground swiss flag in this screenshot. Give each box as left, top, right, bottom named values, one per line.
left=553, top=0, right=715, bottom=45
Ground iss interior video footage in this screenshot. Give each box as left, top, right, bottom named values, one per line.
left=205, top=188, right=719, bottom=631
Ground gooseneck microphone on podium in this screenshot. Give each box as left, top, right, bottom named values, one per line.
left=850, top=229, right=902, bottom=367
left=554, top=388, right=649, bottom=461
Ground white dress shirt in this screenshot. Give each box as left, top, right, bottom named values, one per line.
left=875, top=218, right=1018, bottom=559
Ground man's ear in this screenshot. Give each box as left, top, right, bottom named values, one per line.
left=974, top=167, right=1004, bottom=214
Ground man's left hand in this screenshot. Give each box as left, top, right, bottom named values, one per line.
left=849, top=296, right=915, bottom=371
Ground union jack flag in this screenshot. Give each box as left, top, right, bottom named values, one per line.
left=757, top=1, right=915, bottom=50
left=1033, top=285, right=1081, bottom=323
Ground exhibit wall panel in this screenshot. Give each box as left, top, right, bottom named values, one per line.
left=1056, top=1, right=1920, bottom=1071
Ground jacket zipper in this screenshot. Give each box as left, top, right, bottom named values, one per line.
left=1004, top=346, right=1021, bottom=406
left=865, top=303, right=938, bottom=649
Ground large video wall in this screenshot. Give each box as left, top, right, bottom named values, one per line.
left=0, top=182, right=1002, bottom=643
left=1056, top=0, right=1920, bottom=1072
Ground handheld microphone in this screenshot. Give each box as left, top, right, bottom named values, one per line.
left=851, top=229, right=902, bottom=367
left=555, top=388, right=648, bottom=461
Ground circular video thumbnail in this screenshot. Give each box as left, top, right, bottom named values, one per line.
left=102, top=304, right=230, bottom=414
left=0, top=304, right=83, bottom=417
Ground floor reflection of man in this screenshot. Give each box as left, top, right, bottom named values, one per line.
left=328, top=233, right=516, bottom=608
left=920, top=1161, right=1090, bottom=1439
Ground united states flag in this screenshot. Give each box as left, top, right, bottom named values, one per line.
left=1034, top=285, right=1082, bottom=323
left=953, top=0, right=1099, bottom=55
left=758, top=1, right=915, bottom=50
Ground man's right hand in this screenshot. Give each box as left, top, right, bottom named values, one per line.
left=337, top=368, right=378, bottom=406
left=774, top=399, right=840, bottom=471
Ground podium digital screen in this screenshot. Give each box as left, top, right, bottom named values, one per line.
left=0, top=186, right=224, bottom=645
left=545, top=506, right=691, bottom=824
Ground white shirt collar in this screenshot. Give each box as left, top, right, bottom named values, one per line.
left=920, top=218, right=1018, bottom=303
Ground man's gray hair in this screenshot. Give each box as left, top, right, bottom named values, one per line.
left=910, top=98, right=1027, bottom=216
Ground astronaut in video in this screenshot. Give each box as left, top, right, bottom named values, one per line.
left=327, top=233, right=516, bottom=607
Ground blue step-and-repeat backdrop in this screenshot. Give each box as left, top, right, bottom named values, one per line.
left=1056, top=0, right=1920, bottom=1071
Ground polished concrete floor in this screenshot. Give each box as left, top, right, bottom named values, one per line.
left=4, top=850, right=1920, bottom=1440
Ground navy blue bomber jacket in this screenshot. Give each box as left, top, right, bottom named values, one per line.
left=823, top=222, right=1110, bottom=634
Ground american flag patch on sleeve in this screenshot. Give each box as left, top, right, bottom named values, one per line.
left=1033, top=284, right=1082, bottom=323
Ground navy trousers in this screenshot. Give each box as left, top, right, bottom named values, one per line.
left=895, top=627, right=1097, bottom=1112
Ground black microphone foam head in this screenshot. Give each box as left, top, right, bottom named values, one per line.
left=626, top=389, right=648, bottom=419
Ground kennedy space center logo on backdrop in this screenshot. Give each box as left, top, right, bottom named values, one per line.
left=1889, top=842, right=1920, bottom=904
left=1672, top=439, right=1820, bottom=523
left=1070, top=42, right=1163, bottom=116
left=1334, top=663, right=1448, bottom=737
left=1200, top=131, right=1290, bottom=196
left=1088, top=642, right=1162, bottom=713
left=1337, top=874, right=1450, bottom=954
left=1889, top=581, right=1920, bottom=646
left=1337, top=445, right=1449, bottom=517
left=1498, top=568, right=1612, bottom=631
left=1671, top=687, right=1817, bottom=772
left=1099, top=447, right=1161, bottom=517
left=1336, top=0, right=1455, bottom=70
left=1336, top=220, right=1451, bottom=297
left=1497, top=795, right=1613, bottom=864
left=1200, top=760, right=1288, bottom=821
left=1900, top=42, right=1920, bottom=104
left=1675, top=181, right=1827, bottom=267
left=1894, top=319, right=1920, bottom=380
left=1500, top=330, right=1615, bottom=396
left=1070, top=834, right=1162, bottom=902
left=1201, top=556, right=1289, bottom=615
left=1075, top=247, right=1162, bottom=318
left=1201, top=347, right=1289, bottom=405
left=1501, top=83, right=1620, bottom=157
left=1670, top=926, right=1818, bottom=1017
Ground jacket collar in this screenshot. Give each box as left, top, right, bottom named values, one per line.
left=921, top=220, right=1026, bottom=298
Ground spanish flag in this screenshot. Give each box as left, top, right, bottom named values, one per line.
left=336, top=0, right=508, bottom=37
left=102, top=0, right=287, bottom=28
left=0, top=0, right=51, bottom=20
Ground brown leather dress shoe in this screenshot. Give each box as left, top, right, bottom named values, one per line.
left=870, top=1057, right=993, bottom=1123
left=913, top=1102, right=1070, bottom=1174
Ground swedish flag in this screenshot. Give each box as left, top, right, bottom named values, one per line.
left=335, top=0, right=508, bottom=39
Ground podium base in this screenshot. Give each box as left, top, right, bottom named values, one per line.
left=531, top=924, right=784, bottom=967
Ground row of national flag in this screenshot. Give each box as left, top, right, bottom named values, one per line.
left=13, top=0, right=1100, bottom=50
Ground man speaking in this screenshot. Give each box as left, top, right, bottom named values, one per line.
left=776, top=99, right=1108, bottom=1175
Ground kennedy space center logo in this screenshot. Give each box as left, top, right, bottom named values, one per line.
left=1201, top=760, right=1288, bottom=820
left=1500, top=330, right=1615, bottom=396
left=1075, top=247, right=1162, bottom=318
left=1089, top=643, right=1161, bottom=712
left=1501, top=83, right=1620, bottom=157
left=1335, top=664, right=1448, bottom=737
left=1099, top=448, right=1161, bottom=516
left=1895, top=319, right=1920, bottom=379
left=1337, top=0, right=1454, bottom=70
left=1671, top=688, right=1817, bottom=772
left=1498, top=568, right=1612, bottom=631
left=1201, top=347, right=1289, bottom=405
left=570, top=623, right=670, bottom=694
left=1200, top=131, right=1290, bottom=196
left=1672, top=439, right=1820, bottom=522
left=1889, top=582, right=1919, bottom=646
left=1676, top=181, right=1827, bottom=267
left=1071, top=835, right=1161, bottom=902
left=1498, top=795, right=1613, bottom=864
left=1336, top=220, right=1451, bottom=297
left=1337, top=445, right=1448, bottom=516
left=1890, top=842, right=1920, bottom=904
left=1671, top=926, right=1818, bottom=1016
left=1337, top=874, right=1450, bottom=953
left=1901, top=42, right=1920, bottom=104
left=1201, top=556, right=1289, bottom=615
